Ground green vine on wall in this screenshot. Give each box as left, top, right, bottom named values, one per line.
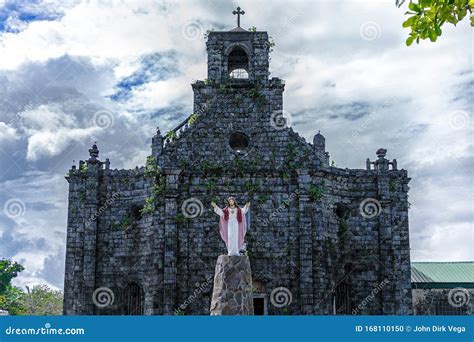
left=141, top=157, right=165, bottom=216
left=308, top=184, right=323, bottom=202
left=80, top=163, right=87, bottom=173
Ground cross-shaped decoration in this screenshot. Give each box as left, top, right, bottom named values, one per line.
left=232, top=6, right=245, bottom=27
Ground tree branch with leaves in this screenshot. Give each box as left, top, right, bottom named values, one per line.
left=397, top=0, right=473, bottom=45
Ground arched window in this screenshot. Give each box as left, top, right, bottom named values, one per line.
left=124, top=282, right=144, bottom=315
left=228, top=46, right=249, bottom=79
left=230, top=68, right=249, bottom=79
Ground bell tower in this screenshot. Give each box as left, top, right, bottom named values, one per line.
left=206, top=7, right=270, bottom=83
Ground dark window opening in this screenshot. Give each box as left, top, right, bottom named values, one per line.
left=334, top=283, right=352, bottom=315
left=130, top=204, right=143, bottom=221
left=253, top=297, right=265, bottom=315
left=124, top=282, right=144, bottom=315
left=335, top=203, right=350, bottom=219
left=229, top=132, right=249, bottom=153
left=228, top=46, right=249, bottom=79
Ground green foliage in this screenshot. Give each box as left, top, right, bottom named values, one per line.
left=145, top=156, right=158, bottom=178
left=78, top=190, right=86, bottom=204
left=0, top=259, right=25, bottom=315
left=0, top=260, right=24, bottom=293
left=206, top=177, right=218, bottom=193
left=308, top=184, right=323, bottom=202
left=245, top=232, right=255, bottom=258
left=258, top=194, right=267, bottom=204
left=233, top=158, right=243, bottom=169
left=188, top=113, right=199, bottom=126
left=175, top=213, right=188, bottom=224
left=0, top=285, right=25, bottom=315
left=338, top=219, right=350, bottom=246
left=141, top=165, right=165, bottom=216
left=389, top=180, right=397, bottom=192
left=400, top=0, right=473, bottom=45
left=153, top=176, right=165, bottom=197
left=179, top=159, right=187, bottom=170
left=244, top=181, right=259, bottom=196
left=165, top=130, right=176, bottom=140
left=200, top=161, right=224, bottom=176
left=248, top=26, right=257, bottom=32
left=20, top=285, right=63, bottom=315
left=331, top=160, right=337, bottom=167
left=140, top=196, right=156, bottom=216
left=269, top=36, right=276, bottom=53
left=111, top=214, right=133, bottom=231
left=80, top=163, right=87, bottom=173
left=249, top=85, right=264, bottom=100
left=284, top=143, right=298, bottom=169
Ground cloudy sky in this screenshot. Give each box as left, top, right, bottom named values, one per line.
left=0, top=0, right=472, bottom=290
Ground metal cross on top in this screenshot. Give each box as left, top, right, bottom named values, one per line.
left=232, top=6, right=245, bottom=27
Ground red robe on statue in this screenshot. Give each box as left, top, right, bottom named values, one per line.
left=216, top=206, right=247, bottom=254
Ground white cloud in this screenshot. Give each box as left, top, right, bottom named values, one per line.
left=0, top=171, right=67, bottom=289
left=18, top=104, right=100, bottom=160
left=0, top=121, right=18, bottom=140
left=0, top=0, right=472, bottom=291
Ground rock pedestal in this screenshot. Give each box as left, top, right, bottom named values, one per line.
left=210, top=255, right=254, bottom=315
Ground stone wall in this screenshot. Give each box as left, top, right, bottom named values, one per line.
left=413, top=288, right=473, bottom=315
left=63, top=28, right=412, bottom=316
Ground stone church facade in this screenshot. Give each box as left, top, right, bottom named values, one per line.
left=63, top=24, right=412, bottom=315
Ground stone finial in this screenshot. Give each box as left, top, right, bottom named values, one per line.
left=88, top=142, right=100, bottom=163
left=313, top=131, right=329, bottom=167
left=367, top=148, right=398, bottom=172
left=152, top=128, right=164, bottom=157
left=313, top=131, right=325, bottom=144
left=376, top=148, right=387, bottom=159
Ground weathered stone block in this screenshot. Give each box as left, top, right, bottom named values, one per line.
left=210, top=255, right=254, bottom=315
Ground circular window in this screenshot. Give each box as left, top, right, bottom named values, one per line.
left=229, top=132, right=250, bottom=153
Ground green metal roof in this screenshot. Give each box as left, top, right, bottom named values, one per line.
left=411, top=262, right=474, bottom=288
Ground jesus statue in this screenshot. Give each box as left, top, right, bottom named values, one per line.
left=211, top=197, right=250, bottom=256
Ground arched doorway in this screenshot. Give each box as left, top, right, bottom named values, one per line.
left=124, top=282, right=144, bottom=315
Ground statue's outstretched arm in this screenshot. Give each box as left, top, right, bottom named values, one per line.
left=213, top=205, right=223, bottom=217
